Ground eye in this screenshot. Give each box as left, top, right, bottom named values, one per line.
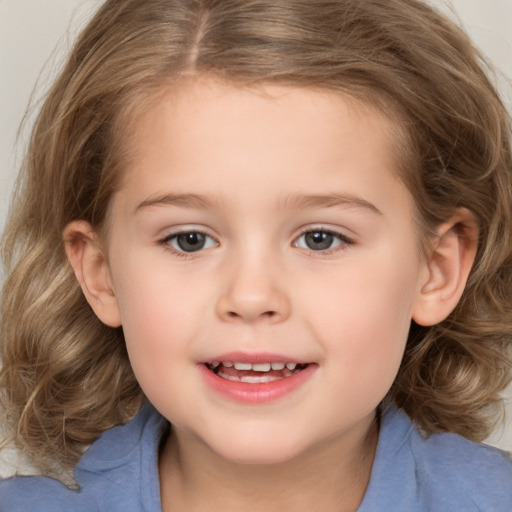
left=163, top=231, right=217, bottom=253
left=294, top=229, right=351, bottom=252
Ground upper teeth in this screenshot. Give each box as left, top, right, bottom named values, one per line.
left=210, top=361, right=298, bottom=372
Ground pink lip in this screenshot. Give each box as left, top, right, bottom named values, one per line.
left=198, top=358, right=316, bottom=404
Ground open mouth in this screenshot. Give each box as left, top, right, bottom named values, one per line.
left=205, top=361, right=309, bottom=384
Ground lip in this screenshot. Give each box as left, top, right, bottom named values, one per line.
left=198, top=353, right=316, bottom=403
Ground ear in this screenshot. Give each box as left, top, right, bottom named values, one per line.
left=63, top=221, right=122, bottom=328
left=412, top=208, right=478, bottom=326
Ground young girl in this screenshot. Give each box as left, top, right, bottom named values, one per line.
left=1, top=0, right=511, bottom=510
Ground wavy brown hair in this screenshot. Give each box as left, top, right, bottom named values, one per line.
left=1, top=0, right=511, bottom=474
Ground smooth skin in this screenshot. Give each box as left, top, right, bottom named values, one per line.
left=64, top=78, right=478, bottom=512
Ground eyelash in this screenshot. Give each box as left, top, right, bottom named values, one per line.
left=157, top=228, right=354, bottom=258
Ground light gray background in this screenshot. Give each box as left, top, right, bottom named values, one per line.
left=0, top=0, right=511, bottom=476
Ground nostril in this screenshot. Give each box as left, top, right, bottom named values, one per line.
left=226, top=310, right=276, bottom=319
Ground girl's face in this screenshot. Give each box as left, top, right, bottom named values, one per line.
left=105, top=79, right=429, bottom=465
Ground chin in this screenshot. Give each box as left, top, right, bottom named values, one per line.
left=203, top=431, right=310, bottom=466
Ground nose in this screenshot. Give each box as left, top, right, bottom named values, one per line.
left=215, top=252, right=291, bottom=324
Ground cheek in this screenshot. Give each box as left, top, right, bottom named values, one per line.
left=301, top=255, right=419, bottom=399
left=109, top=264, right=192, bottom=377
left=111, top=245, right=198, bottom=336
left=116, top=288, right=197, bottom=413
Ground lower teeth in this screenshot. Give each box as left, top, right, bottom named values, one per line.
left=223, top=374, right=284, bottom=383
left=211, top=365, right=305, bottom=383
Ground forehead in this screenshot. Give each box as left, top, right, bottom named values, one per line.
left=111, top=78, right=414, bottom=218
left=124, top=79, right=407, bottom=175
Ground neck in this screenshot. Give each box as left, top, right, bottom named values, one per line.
left=159, top=414, right=379, bottom=512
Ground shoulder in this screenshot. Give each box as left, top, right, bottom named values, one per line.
left=0, top=475, right=96, bottom=512
left=410, top=423, right=512, bottom=510
left=0, top=404, right=166, bottom=512
left=76, top=402, right=165, bottom=473
left=360, top=406, right=512, bottom=512
left=381, top=406, right=512, bottom=511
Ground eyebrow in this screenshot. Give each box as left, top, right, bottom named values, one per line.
left=134, top=192, right=382, bottom=216
left=134, top=193, right=213, bottom=214
left=281, top=193, right=383, bottom=215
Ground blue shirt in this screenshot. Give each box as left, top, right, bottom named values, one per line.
left=1, top=405, right=511, bottom=511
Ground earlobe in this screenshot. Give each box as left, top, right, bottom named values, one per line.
left=412, top=209, right=478, bottom=326
left=63, top=221, right=122, bottom=328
